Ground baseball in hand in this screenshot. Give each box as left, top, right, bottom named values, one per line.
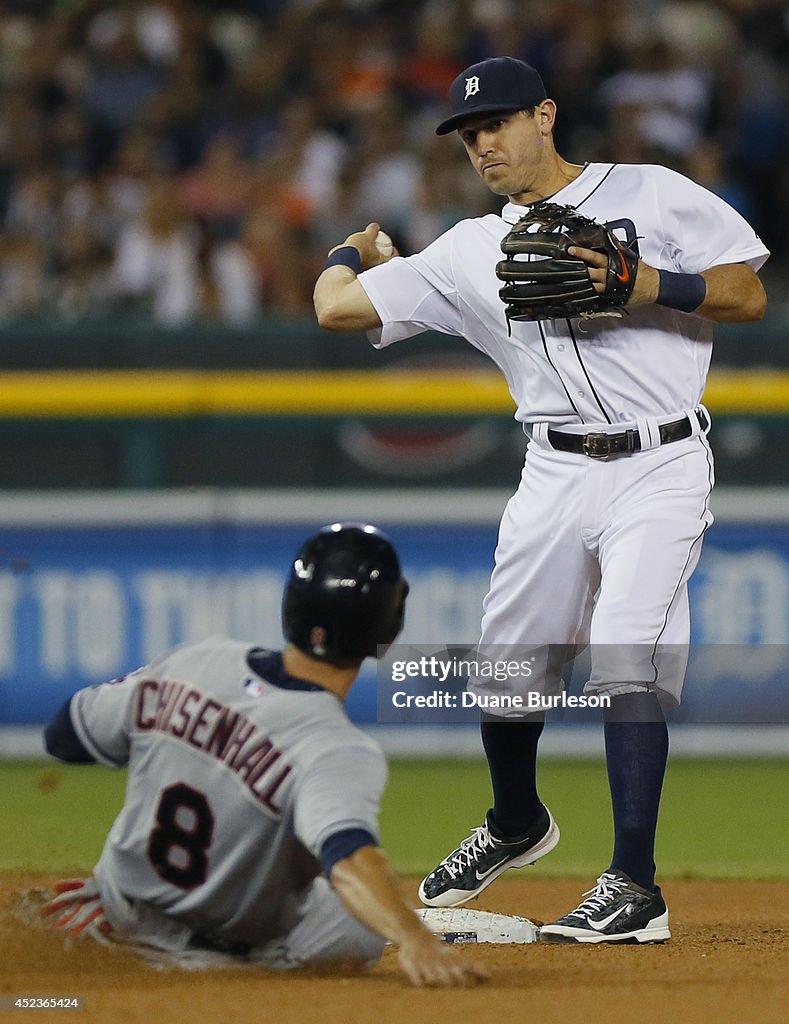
left=375, top=230, right=394, bottom=258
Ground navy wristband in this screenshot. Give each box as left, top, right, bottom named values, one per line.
left=319, top=828, right=376, bottom=875
left=324, top=245, right=361, bottom=273
left=656, top=270, right=706, bottom=313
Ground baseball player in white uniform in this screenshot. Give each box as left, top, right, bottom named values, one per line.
left=42, top=523, right=487, bottom=987
left=313, top=57, right=768, bottom=943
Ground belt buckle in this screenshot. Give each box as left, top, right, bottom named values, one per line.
left=582, top=432, right=610, bottom=459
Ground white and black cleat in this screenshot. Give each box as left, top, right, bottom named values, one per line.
left=539, top=870, right=671, bottom=944
left=418, top=805, right=560, bottom=908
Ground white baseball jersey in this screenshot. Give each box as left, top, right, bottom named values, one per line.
left=358, top=162, right=768, bottom=427
left=357, top=163, right=769, bottom=707
left=68, top=638, right=386, bottom=947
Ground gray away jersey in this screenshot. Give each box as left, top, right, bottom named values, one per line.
left=68, top=637, right=386, bottom=945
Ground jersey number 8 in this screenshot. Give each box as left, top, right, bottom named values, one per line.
left=147, top=782, right=215, bottom=890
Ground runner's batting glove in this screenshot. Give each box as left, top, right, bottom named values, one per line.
left=495, top=201, right=639, bottom=323
left=41, top=878, right=113, bottom=944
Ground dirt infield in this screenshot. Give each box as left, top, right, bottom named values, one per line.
left=3, top=873, right=787, bottom=1024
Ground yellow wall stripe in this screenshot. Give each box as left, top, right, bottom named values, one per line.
left=0, top=369, right=787, bottom=417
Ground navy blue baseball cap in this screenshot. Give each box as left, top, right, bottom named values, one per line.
left=435, top=56, right=547, bottom=136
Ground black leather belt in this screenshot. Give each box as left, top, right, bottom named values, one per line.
left=547, top=409, right=708, bottom=459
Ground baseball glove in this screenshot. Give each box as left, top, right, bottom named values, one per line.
left=495, top=202, right=639, bottom=323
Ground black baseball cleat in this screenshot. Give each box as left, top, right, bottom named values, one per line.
left=418, top=805, right=560, bottom=908
left=539, top=870, right=671, bottom=944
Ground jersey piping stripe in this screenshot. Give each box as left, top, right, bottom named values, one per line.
left=566, top=321, right=614, bottom=423
left=648, top=430, right=715, bottom=682
left=573, top=164, right=618, bottom=210
left=538, top=320, right=584, bottom=422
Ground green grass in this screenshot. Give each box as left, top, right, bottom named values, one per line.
left=0, top=761, right=128, bottom=874
left=1, top=758, right=787, bottom=878
left=379, top=758, right=789, bottom=879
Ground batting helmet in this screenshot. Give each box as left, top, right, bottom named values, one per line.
left=282, top=522, right=409, bottom=667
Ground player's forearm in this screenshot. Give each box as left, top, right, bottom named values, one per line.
left=696, top=263, right=767, bottom=323
left=313, top=269, right=382, bottom=332
left=314, top=221, right=389, bottom=331
left=329, top=845, right=429, bottom=948
left=631, top=261, right=766, bottom=323
left=331, top=846, right=487, bottom=987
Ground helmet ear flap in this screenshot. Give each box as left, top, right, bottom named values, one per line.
left=282, top=523, right=407, bottom=667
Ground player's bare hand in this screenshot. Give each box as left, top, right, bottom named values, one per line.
left=567, top=244, right=608, bottom=292
left=328, top=223, right=394, bottom=271
left=568, top=246, right=659, bottom=306
left=397, top=934, right=489, bottom=987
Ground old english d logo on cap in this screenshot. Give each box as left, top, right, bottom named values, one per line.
left=464, top=76, right=480, bottom=100
left=436, top=56, right=547, bottom=135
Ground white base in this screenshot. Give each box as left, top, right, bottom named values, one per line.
left=415, top=907, right=538, bottom=944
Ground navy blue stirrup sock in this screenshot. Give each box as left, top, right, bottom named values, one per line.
left=603, top=691, right=668, bottom=892
left=480, top=715, right=545, bottom=838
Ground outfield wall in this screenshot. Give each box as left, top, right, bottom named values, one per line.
left=1, top=488, right=788, bottom=757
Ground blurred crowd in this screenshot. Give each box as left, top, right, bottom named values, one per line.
left=0, top=0, right=787, bottom=325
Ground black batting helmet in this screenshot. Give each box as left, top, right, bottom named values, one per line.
left=282, top=522, right=409, bottom=667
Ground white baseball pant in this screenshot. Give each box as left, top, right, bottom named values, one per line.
left=475, top=413, right=714, bottom=711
